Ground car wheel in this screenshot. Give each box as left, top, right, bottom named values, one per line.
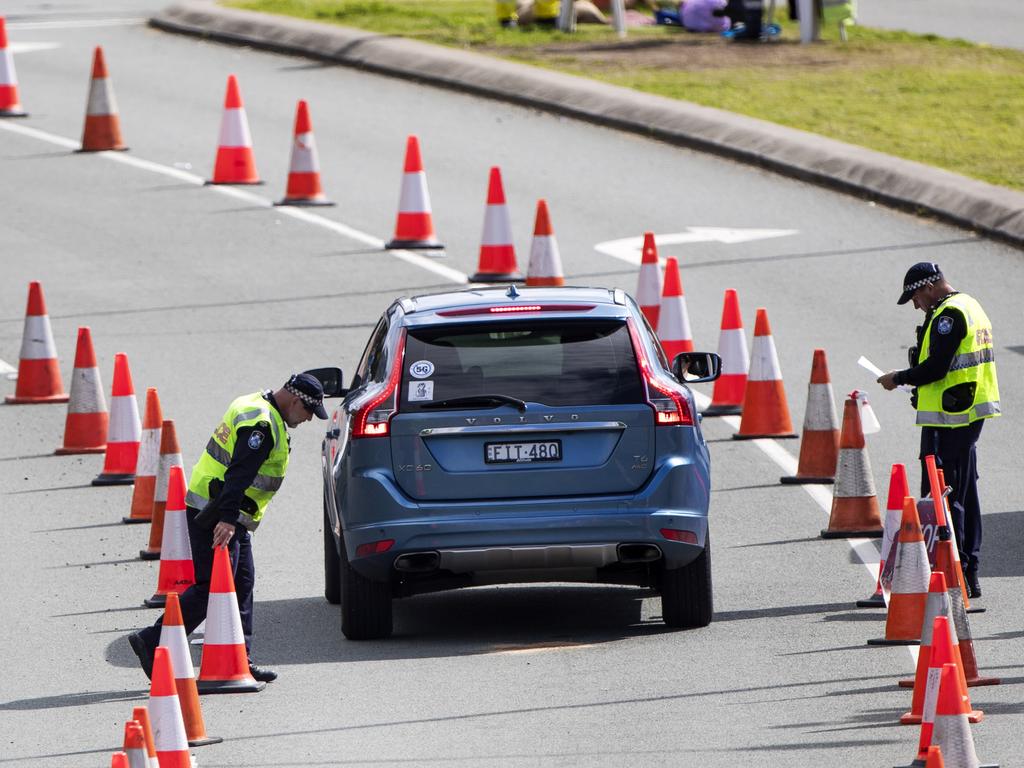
left=340, top=535, right=393, bottom=640
left=323, top=501, right=340, bottom=605
left=661, top=537, right=713, bottom=629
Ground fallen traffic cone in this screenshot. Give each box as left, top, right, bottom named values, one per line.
left=525, top=199, right=564, bottom=286
left=821, top=396, right=883, bottom=537
left=123, top=388, right=162, bottom=524
left=656, top=257, right=694, bottom=363
left=92, top=353, right=140, bottom=486
left=869, top=497, right=929, bottom=645
left=55, top=327, right=108, bottom=454
left=385, top=135, right=444, bottom=250
left=702, top=289, right=748, bottom=417
left=734, top=308, right=796, bottom=439
left=781, top=349, right=839, bottom=484
left=0, top=18, right=27, bottom=117
left=471, top=166, right=522, bottom=283
left=857, top=462, right=909, bottom=607
left=937, top=543, right=1000, bottom=687
left=120, top=720, right=148, bottom=768
left=932, top=664, right=998, bottom=768
left=141, top=419, right=183, bottom=559
left=78, top=46, right=127, bottom=152
left=197, top=545, right=265, bottom=694
left=145, top=466, right=195, bottom=607
left=636, top=232, right=662, bottom=330
left=148, top=647, right=192, bottom=767
left=275, top=99, right=333, bottom=207
left=5, top=282, right=68, bottom=404
left=157, top=592, right=222, bottom=746
left=209, top=74, right=260, bottom=185
left=130, top=705, right=159, bottom=768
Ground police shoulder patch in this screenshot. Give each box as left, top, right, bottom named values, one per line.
left=936, top=316, right=954, bottom=335
left=247, top=431, right=265, bottom=450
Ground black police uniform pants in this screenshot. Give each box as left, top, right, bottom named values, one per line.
left=138, top=507, right=255, bottom=654
left=919, top=420, right=983, bottom=572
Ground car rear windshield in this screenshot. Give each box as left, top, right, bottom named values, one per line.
left=400, top=319, right=644, bottom=410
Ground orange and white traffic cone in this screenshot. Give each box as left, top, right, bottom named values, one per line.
left=781, top=349, right=839, bottom=484
left=936, top=542, right=1000, bottom=688
left=275, top=99, right=333, bottom=207
left=869, top=497, right=929, bottom=645
left=130, top=705, right=159, bottom=768
left=385, top=135, right=444, bottom=250
left=109, top=753, right=130, bottom=768
left=656, top=256, right=694, bottom=362
left=123, top=388, right=162, bottom=524
left=78, top=46, right=127, bottom=152
left=932, top=664, right=997, bottom=767
left=156, top=592, right=222, bottom=746
left=120, top=720, right=148, bottom=768
left=734, top=308, right=796, bottom=439
left=821, top=396, right=883, bottom=537
left=209, top=74, right=260, bottom=185
left=197, top=545, right=265, bottom=694
left=899, top=577, right=967, bottom=712
left=525, top=199, right=564, bottom=286
left=0, top=18, right=27, bottom=118
left=471, top=166, right=522, bottom=283
left=5, top=282, right=68, bottom=404
left=856, top=462, right=910, bottom=607
left=636, top=232, right=662, bottom=330
left=148, top=647, right=193, bottom=767
left=55, top=327, right=108, bottom=454
left=92, top=353, right=140, bottom=486
left=926, top=458, right=976, bottom=614
left=702, top=289, right=747, bottom=417
left=145, top=466, right=195, bottom=607
left=141, top=420, right=183, bottom=559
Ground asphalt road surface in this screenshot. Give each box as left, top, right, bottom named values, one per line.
left=1, top=3, right=1022, bottom=766
left=858, top=0, right=1024, bottom=50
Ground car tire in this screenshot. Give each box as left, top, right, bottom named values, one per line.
left=661, top=537, right=713, bottom=629
left=340, top=535, right=393, bottom=641
left=323, top=502, right=340, bottom=605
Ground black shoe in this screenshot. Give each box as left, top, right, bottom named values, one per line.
left=966, top=570, right=981, bottom=598
left=128, top=632, right=154, bottom=680
left=248, top=663, right=277, bottom=683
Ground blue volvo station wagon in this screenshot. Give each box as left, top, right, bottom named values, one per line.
left=316, top=286, right=721, bottom=640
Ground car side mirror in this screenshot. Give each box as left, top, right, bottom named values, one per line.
left=303, top=367, right=347, bottom=398
left=672, top=352, right=722, bottom=383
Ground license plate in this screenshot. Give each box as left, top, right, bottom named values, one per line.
left=484, top=440, right=562, bottom=464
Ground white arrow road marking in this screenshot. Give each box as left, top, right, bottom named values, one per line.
left=595, top=228, right=799, bottom=265
left=9, top=42, right=62, bottom=54
left=7, top=18, right=144, bottom=31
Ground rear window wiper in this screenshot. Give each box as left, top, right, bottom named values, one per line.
left=420, top=394, right=528, bottom=412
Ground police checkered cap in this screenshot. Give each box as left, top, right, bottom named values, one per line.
left=284, top=373, right=328, bottom=419
left=897, top=262, right=942, bottom=305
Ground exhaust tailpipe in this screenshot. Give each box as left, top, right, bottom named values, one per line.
left=394, top=551, right=441, bottom=573
left=617, top=543, right=662, bottom=564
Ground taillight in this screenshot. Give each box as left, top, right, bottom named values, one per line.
left=660, top=528, right=697, bottom=544
left=356, top=539, right=395, bottom=557
left=627, top=319, right=694, bottom=427
left=352, top=331, right=406, bottom=439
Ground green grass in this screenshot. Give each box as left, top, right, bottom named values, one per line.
left=230, top=0, right=1024, bottom=190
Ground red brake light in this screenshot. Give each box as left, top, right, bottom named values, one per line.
left=627, top=319, right=694, bottom=427
left=356, top=539, right=395, bottom=557
left=436, top=304, right=595, bottom=317
left=352, top=331, right=406, bottom=439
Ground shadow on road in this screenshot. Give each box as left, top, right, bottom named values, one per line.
left=979, top=509, right=1024, bottom=578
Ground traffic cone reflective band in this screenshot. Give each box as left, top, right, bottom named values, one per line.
left=525, top=199, right=564, bottom=286
left=782, top=349, right=839, bottom=484
left=157, top=592, right=222, bottom=747
left=857, top=463, right=909, bottom=607
left=636, top=232, right=662, bottom=330
left=275, top=99, right=333, bottom=207
left=937, top=543, right=1000, bottom=688
left=385, top=135, right=444, bottom=250
left=55, top=327, right=108, bottom=454
left=821, top=396, right=883, bottom=537
left=92, top=353, right=140, bottom=485
left=5, top=282, right=68, bottom=404
left=78, top=47, right=127, bottom=152
left=124, top=388, right=162, bottom=524
left=932, top=664, right=997, bottom=768
left=0, top=18, right=27, bottom=117
left=734, top=308, right=796, bottom=439
left=141, top=420, right=183, bottom=559
left=146, top=466, right=196, bottom=607
left=198, top=546, right=265, bottom=694
left=209, top=74, right=260, bottom=185
left=656, top=257, right=694, bottom=363
left=148, top=647, right=192, bottom=768
left=131, top=705, right=159, bottom=768
left=121, top=720, right=149, bottom=768
left=471, top=166, right=522, bottom=283
left=869, top=497, right=929, bottom=645
left=900, top=578, right=967, bottom=720
left=703, top=289, right=747, bottom=417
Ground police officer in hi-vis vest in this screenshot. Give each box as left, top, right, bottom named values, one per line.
left=877, top=262, right=1000, bottom=598
left=129, top=373, right=328, bottom=682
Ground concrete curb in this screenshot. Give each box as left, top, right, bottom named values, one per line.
left=152, top=1, right=1024, bottom=248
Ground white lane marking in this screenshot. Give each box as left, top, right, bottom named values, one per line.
left=0, top=358, right=17, bottom=380
left=595, top=228, right=799, bottom=265
left=0, top=121, right=469, bottom=286
left=7, top=18, right=144, bottom=31
left=9, top=42, right=61, bottom=54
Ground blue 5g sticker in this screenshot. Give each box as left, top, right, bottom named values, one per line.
left=410, top=360, right=435, bottom=379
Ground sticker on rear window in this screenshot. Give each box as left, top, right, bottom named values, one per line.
left=409, top=360, right=435, bottom=379
left=408, top=380, right=435, bottom=401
